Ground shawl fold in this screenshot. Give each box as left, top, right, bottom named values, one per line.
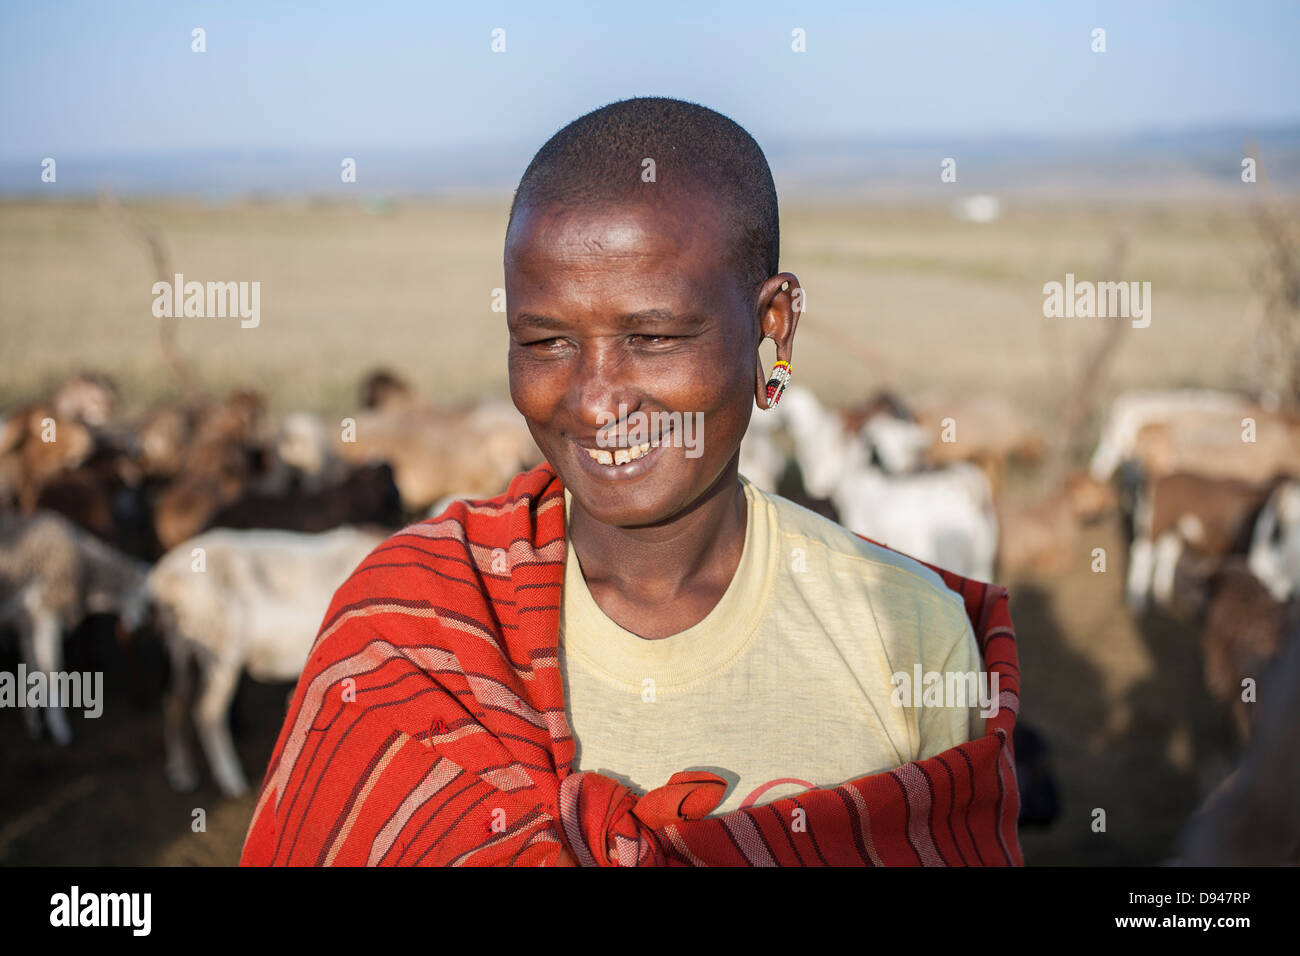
left=240, top=463, right=1023, bottom=866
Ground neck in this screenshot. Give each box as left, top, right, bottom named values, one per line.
left=566, top=458, right=747, bottom=604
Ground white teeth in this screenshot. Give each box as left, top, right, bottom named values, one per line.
left=583, top=441, right=653, bottom=466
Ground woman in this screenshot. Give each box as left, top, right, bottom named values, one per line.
left=241, top=97, right=1022, bottom=866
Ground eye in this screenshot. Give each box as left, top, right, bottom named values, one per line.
left=630, top=334, right=678, bottom=345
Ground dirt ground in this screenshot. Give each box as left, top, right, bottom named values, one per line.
left=0, top=620, right=287, bottom=866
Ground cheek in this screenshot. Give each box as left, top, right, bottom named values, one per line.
left=692, top=345, right=751, bottom=416
left=665, top=352, right=751, bottom=465
left=508, top=351, right=559, bottom=421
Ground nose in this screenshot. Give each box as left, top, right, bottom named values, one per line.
left=568, top=341, right=642, bottom=432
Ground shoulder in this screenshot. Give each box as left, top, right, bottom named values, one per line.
left=324, top=463, right=562, bottom=627
left=419, top=463, right=563, bottom=551
left=751, top=482, right=969, bottom=626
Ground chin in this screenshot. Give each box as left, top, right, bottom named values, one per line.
left=565, top=477, right=679, bottom=528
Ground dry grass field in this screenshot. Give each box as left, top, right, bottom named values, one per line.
left=0, top=195, right=1294, bottom=865
left=0, top=197, right=1284, bottom=421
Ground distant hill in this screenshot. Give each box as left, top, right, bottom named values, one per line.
left=3, top=124, right=1297, bottom=200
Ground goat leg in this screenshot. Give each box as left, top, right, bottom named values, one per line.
left=162, top=637, right=199, bottom=792
left=193, top=658, right=249, bottom=799
left=31, top=610, right=72, bottom=746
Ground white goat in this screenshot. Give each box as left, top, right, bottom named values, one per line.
left=778, top=386, right=998, bottom=580
left=1249, top=480, right=1300, bottom=603
left=0, top=512, right=149, bottom=745
left=835, top=462, right=999, bottom=581
left=861, top=413, right=930, bottom=474
left=147, top=525, right=386, bottom=797
left=738, top=404, right=788, bottom=493
left=274, top=410, right=345, bottom=493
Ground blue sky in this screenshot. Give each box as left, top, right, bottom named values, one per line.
left=1, top=0, right=1297, bottom=159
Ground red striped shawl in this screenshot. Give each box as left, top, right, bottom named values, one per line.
left=240, top=462, right=1023, bottom=866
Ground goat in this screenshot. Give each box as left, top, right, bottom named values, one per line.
left=273, top=411, right=344, bottom=493
left=206, top=462, right=401, bottom=533
left=0, top=511, right=149, bottom=745
left=147, top=525, right=387, bottom=797
left=840, top=392, right=929, bottom=475
left=1199, top=558, right=1293, bottom=748
left=1247, top=479, right=1300, bottom=603
left=152, top=390, right=277, bottom=550
left=133, top=406, right=194, bottom=480
left=778, top=386, right=998, bottom=580
left=1, top=404, right=96, bottom=512
left=834, top=462, right=998, bottom=581
left=861, top=413, right=931, bottom=476
left=1179, top=603, right=1300, bottom=864
left=1089, top=388, right=1255, bottom=482
left=738, top=404, right=788, bottom=493
left=1132, top=412, right=1300, bottom=484
left=334, top=399, right=541, bottom=513
left=0, top=375, right=119, bottom=511
left=1126, top=472, right=1276, bottom=614
left=360, top=367, right=417, bottom=411
left=51, top=371, right=119, bottom=428
left=34, top=445, right=154, bottom=559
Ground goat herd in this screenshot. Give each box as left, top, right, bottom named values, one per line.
left=0, top=370, right=540, bottom=799
left=2, top=370, right=1298, bottom=862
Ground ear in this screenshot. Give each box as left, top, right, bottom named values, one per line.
left=754, top=273, right=802, bottom=410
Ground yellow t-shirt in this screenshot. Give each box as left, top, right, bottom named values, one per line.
left=558, top=475, right=987, bottom=816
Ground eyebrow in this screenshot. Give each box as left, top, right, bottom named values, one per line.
left=511, top=310, right=709, bottom=331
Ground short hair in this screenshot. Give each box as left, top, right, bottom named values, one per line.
left=507, top=96, right=780, bottom=304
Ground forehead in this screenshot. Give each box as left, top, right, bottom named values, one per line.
left=505, top=190, right=733, bottom=290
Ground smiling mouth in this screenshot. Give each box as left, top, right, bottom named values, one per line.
left=581, top=435, right=665, bottom=466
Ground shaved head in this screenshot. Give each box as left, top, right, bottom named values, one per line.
left=507, top=96, right=780, bottom=304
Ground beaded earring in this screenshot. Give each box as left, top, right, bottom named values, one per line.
left=765, top=359, right=791, bottom=409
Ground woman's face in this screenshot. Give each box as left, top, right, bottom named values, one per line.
left=505, top=191, right=758, bottom=527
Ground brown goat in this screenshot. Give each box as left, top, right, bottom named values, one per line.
left=1180, top=601, right=1300, bottom=864
left=1199, top=558, right=1293, bottom=748
left=1127, top=472, right=1280, bottom=615
left=4, top=405, right=96, bottom=512
left=152, top=390, right=275, bottom=550
left=360, top=368, right=416, bottom=411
